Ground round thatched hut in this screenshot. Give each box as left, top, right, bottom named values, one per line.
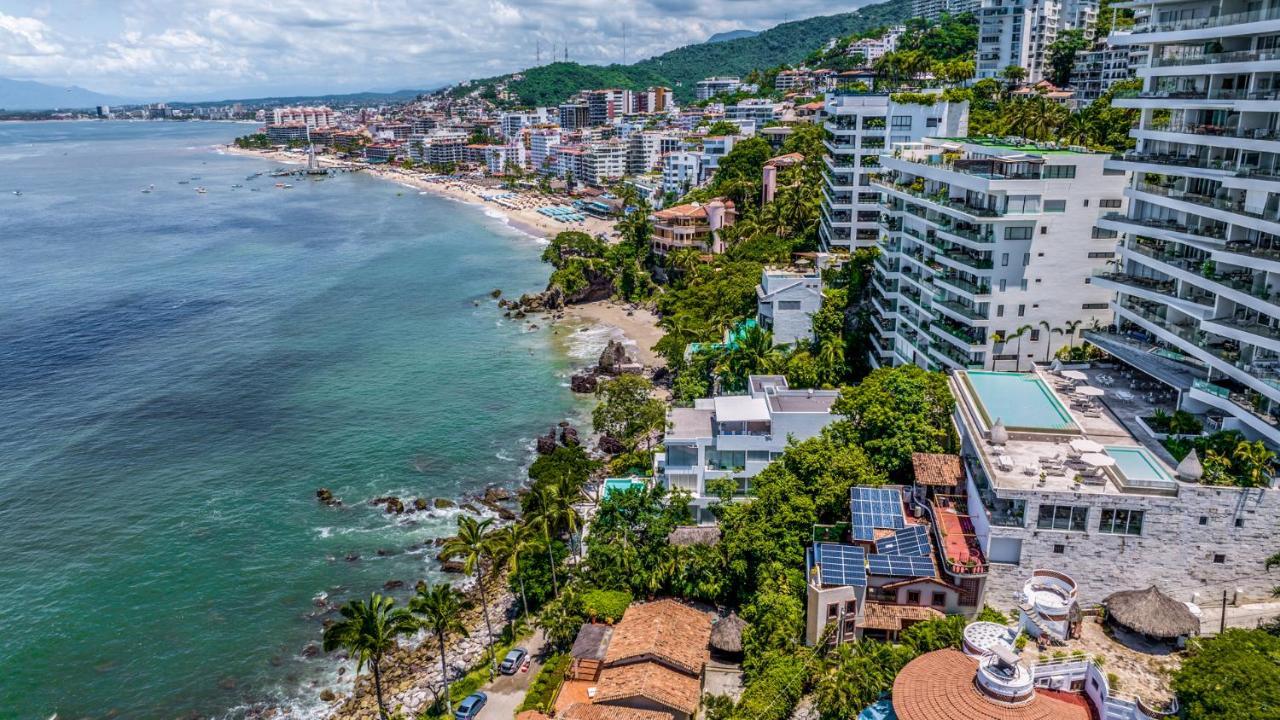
left=710, top=612, right=747, bottom=661
left=1103, top=586, right=1200, bottom=640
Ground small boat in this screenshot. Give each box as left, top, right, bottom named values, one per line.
left=274, top=182, right=285, bottom=188
left=231, top=183, right=243, bottom=189
left=12, top=190, right=21, bottom=196
left=281, top=183, right=293, bottom=189
left=178, top=180, right=190, bottom=185
left=195, top=187, right=208, bottom=194
left=141, top=188, right=152, bottom=194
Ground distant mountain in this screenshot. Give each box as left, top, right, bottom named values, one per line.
left=463, top=0, right=909, bottom=106
left=172, top=88, right=434, bottom=109
left=707, top=30, right=759, bottom=44
left=0, top=77, right=127, bottom=111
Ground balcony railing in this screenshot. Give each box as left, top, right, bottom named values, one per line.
left=1145, top=121, right=1280, bottom=142
left=1150, top=48, right=1280, bottom=68
left=934, top=296, right=986, bottom=321
left=1114, top=87, right=1280, bottom=102
left=1102, top=210, right=1227, bottom=240
left=1131, top=5, right=1280, bottom=34
left=1193, top=380, right=1280, bottom=428
left=936, top=273, right=992, bottom=296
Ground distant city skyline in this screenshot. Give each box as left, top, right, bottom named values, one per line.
left=0, top=0, right=867, bottom=102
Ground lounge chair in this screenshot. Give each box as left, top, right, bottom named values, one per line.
left=996, top=454, right=1015, bottom=471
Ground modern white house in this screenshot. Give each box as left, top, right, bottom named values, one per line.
left=819, top=91, right=969, bottom=252
left=695, top=77, right=743, bottom=101
left=1089, top=0, right=1280, bottom=448
left=975, top=0, right=1087, bottom=82
left=757, top=268, right=824, bottom=346
left=654, top=376, right=839, bottom=523
left=662, top=151, right=703, bottom=197
left=870, top=137, right=1128, bottom=371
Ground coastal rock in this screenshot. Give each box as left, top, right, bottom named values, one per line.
left=560, top=426, right=580, bottom=446
left=483, top=486, right=514, bottom=503
left=536, top=429, right=558, bottom=455
left=432, top=497, right=455, bottom=510
left=315, top=488, right=341, bottom=507
left=459, top=502, right=482, bottom=515
left=319, top=689, right=337, bottom=703
left=383, top=580, right=405, bottom=590
left=413, top=498, right=429, bottom=511
left=218, top=677, right=236, bottom=691
left=597, top=339, right=633, bottom=375
left=374, top=496, right=404, bottom=514
left=570, top=372, right=598, bottom=393
left=597, top=435, right=626, bottom=455
left=478, top=498, right=517, bottom=521
left=440, top=560, right=466, bottom=574
left=490, top=289, right=502, bottom=298
left=345, top=553, right=360, bottom=562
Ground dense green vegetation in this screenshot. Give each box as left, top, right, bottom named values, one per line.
left=515, top=652, right=571, bottom=713
left=460, top=0, right=911, bottom=105
left=960, top=77, right=1141, bottom=151
left=1172, top=629, right=1280, bottom=719
left=1163, top=430, right=1277, bottom=487
left=233, top=133, right=271, bottom=149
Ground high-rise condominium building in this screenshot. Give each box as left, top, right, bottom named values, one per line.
left=1091, top=0, right=1280, bottom=447
left=819, top=91, right=968, bottom=252
left=870, top=138, right=1128, bottom=371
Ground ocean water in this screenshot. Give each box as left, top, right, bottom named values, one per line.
left=0, top=121, right=592, bottom=719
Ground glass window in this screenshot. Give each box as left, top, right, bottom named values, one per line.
left=747, top=450, right=770, bottom=462
left=907, top=590, right=921, bottom=603
left=891, top=115, right=912, bottom=129
left=1043, top=165, right=1076, bottom=179
left=1037, top=504, right=1088, bottom=531
left=1099, top=198, right=1122, bottom=208
left=1099, top=508, right=1144, bottom=535
left=931, top=592, right=947, bottom=607
left=1006, top=226, right=1033, bottom=240
left=1044, top=199, right=1067, bottom=212
left=778, top=300, right=802, bottom=310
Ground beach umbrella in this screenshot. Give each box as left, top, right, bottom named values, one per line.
left=1070, top=438, right=1104, bottom=453
left=1075, top=386, right=1105, bottom=397
left=989, top=418, right=1009, bottom=446
left=1080, top=453, right=1117, bottom=467
left=1062, top=370, right=1088, bottom=381
left=1176, top=449, right=1204, bottom=482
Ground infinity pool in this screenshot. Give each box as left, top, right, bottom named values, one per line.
left=1106, top=446, right=1175, bottom=485
left=964, top=371, right=1077, bottom=431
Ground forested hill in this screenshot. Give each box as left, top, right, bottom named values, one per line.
left=462, top=0, right=910, bottom=106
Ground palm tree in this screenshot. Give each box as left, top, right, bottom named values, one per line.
left=1008, top=325, right=1034, bottom=371
left=1039, top=321, right=1063, bottom=362
left=716, top=324, right=782, bottom=390
left=443, top=516, right=499, bottom=679
left=988, top=331, right=1006, bottom=370
left=1062, top=319, right=1085, bottom=353
left=552, top=472, right=587, bottom=558
left=1000, top=64, right=1028, bottom=93
left=322, top=593, right=416, bottom=719
left=524, top=484, right=562, bottom=597
left=1233, top=440, right=1276, bottom=487
left=816, top=334, right=845, bottom=385
left=1060, top=112, right=1092, bottom=147
left=489, top=523, right=533, bottom=621
left=409, top=583, right=469, bottom=714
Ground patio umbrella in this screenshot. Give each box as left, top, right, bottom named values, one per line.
left=1176, top=449, right=1204, bottom=482
left=1070, top=438, right=1104, bottom=453
left=989, top=418, right=1009, bottom=446
left=1062, top=370, right=1088, bottom=381
left=1080, top=453, right=1117, bottom=467
left=1075, top=386, right=1105, bottom=396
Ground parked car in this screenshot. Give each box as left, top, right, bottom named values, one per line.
left=499, top=647, right=528, bottom=674
left=454, top=691, right=487, bottom=720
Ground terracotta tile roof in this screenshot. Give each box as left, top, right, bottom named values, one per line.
left=912, top=453, right=964, bottom=486
left=893, top=649, right=1090, bottom=720
left=515, top=712, right=550, bottom=720
left=652, top=198, right=735, bottom=222
left=604, top=599, right=712, bottom=675
left=858, top=602, right=945, bottom=631
left=595, top=663, right=701, bottom=716
left=765, top=152, right=805, bottom=167
left=561, top=702, right=675, bottom=720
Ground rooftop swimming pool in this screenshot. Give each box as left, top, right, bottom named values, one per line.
left=603, top=477, right=647, bottom=498
left=1106, top=446, right=1176, bottom=488
left=963, top=371, right=1077, bottom=431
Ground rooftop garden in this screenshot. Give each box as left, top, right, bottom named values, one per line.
left=1162, top=429, right=1276, bottom=487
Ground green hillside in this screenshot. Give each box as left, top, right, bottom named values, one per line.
left=468, top=0, right=910, bottom=106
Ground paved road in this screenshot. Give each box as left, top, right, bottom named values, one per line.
left=475, top=628, right=548, bottom=720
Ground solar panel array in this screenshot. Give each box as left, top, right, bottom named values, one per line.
left=866, top=553, right=936, bottom=578
left=850, top=486, right=906, bottom=541
left=875, top=525, right=932, bottom=557
left=816, top=543, right=867, bottom=587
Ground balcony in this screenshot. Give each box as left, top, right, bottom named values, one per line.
left=1191, top=379, right=1280, bottom=431
left=938, top=248, right=994, bottom=271
left=1144, top=120, right=1280, bottom=143
left=927, top=497, right=989, bottom=576
left=929, top=340, right=984, bottom=370
left=1130, top=182, right=1280, bottom=224
left=936, top=273, right=992, bottom=298
left=933, top=296, right=987, bottom=322
left=1100, top=210, right=1226, bottom=240
left=933, top=317, right=986, bottom=347
left=1119, top=301, right=1280, bottom=390
left=1128, top=4, right=1280, bottom=36
left=871, top=178, right=1002, bottom=219
left=1150, top=48, right=1280, bottom=69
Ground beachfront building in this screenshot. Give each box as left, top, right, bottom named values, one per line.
left=529, top=128, right=562, bottom=174
left=805, top=483, right=990, bottom=645
left=819, top=91, right=969, bottom=253
left=870, top=137, right=1127, bottom=371
left=662, top=151, right=703, bottom=197
left=948, top=367, right=1280, bottom=605
left=1089, top=4, right=1280, bottom=448
left=756, top=268, right=824, bottom=346
left=649, top=199, right=737, bottom=258
left=695, top=76, right=743, bottom=101
left=582, top=141, right=627, bottom=187
left=265, top=123, right=310, bottom=145
left=654, top=375, right=838, bottom=523
left=364, top=142, right=403, bottom=164
left=484, top=143, right=526, bottom=175
left=271, top=106, right=335, bottom=129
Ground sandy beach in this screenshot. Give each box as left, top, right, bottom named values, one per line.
left=561, top=300, right=666, bottom=368
left=220, top=146, right=617, bottom=241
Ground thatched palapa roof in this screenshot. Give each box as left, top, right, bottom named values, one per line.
left=667, top=525, right=721, bottom=547
left=710, top=612, right=747, bottom=654
left=1103, top=586, right=1200, bottom=638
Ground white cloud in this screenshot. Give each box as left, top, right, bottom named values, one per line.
left=0, top=0, right=861, bottom=100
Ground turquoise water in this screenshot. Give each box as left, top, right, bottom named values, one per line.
left=0, top=122, right=592, bottom=718
left=964, top=371, right=1076, bottom=430
left=1106, top=446, right=1173, bottom=483
left=858, top=700, right=898, bottom=720
left=603, top=477, right=647, bottom=498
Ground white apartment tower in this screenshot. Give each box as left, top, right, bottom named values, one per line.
left=870, top=138, right=1129, bottom=371
left=976, top=0, right=1062, bottom=82
left=1090, top=0, right=1280, bottom=447
left=819, top=91, right=969, bottom=252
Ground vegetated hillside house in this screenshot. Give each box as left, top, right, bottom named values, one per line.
left=1090, top=1, right=1280, bottom=448
left=949, top=367, right=1280, bottom=605
left=870, top=137, right=1128, bottom=372
left=805, top=479, right=991, bottom=645
left=756, top=267, right=824, bottom=346
left=912, top=0, right=981, bottom=22
left=695, top=76, right=743, bottom=101
left=655, top=376, right=839, bottom=523
left=819, top=91, right=969, bottom=252
left=648, top=199, right=736, bottom=257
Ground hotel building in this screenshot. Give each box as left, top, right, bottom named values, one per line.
left=1091, top=0, right=1280, bottom=449
left=819, top=92, right=969, bottom=253
left=869, top=138, right=1128, bottom=372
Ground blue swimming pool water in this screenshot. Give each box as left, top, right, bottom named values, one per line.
left=603, top=477, right=647, bottom=498
left=1106, top=446, right=1173, bottom=482
left=964, top=371, right=1076, bottom=430
left=858, top=700, right=898, bottom=720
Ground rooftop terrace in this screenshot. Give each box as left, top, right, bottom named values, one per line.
left=928, top=136, right=1102, bottom=156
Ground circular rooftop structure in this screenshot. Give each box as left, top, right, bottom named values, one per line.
left=963, top=621, right=1019, bottom=657
left=892, top=648, right=1089, bottom=720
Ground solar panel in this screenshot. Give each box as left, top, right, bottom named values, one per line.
left=875, top=525, right=932, bottom=557
left=816, top=543, right=867, bottom=587
left=866, top=553, right=936, bottom=578
left=850, top=486, right=906, bottom=541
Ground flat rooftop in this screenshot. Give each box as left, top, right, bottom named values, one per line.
left=951, top=368, right=1180, bottom=497
left=929, top=136, right=1100, bottom=156
left=667, top=408, right=713, bottom=440
left=767, top=391, right=839, bottom=414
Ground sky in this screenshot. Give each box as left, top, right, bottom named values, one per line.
left=0, top=0, right=863, bottom=102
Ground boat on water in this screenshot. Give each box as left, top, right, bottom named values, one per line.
left=12, top=190, right=22, bottom=196
left=281, top=183, right=293, bottom=189
left=231, top=183, right=243, bottom=189
left=178, top=180, right=190, bottom=185
left=195, top=187, right=208, bottom=194
left=274, top=182, right=285, bottom=188
left=141, top=188, right=152, bottom=194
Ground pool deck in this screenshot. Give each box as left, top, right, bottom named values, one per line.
left=952, top=367, right=1180, bottom=497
